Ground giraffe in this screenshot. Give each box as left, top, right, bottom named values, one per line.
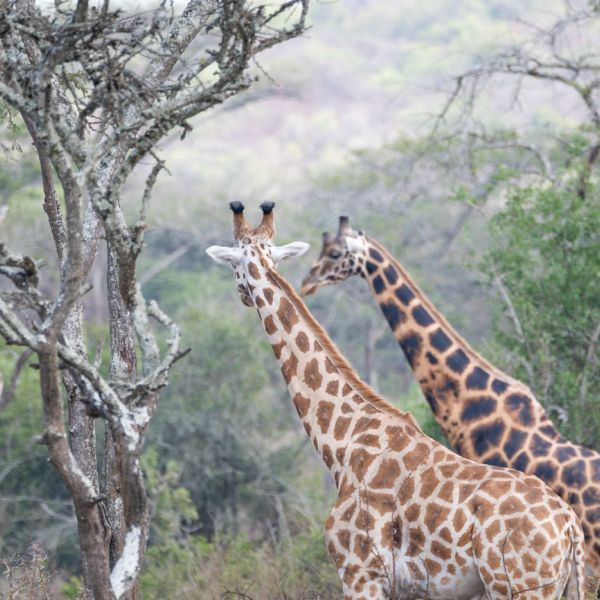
left=300, top=215, right=600, bottom=586
left=206, top=202, right=585, bottom=600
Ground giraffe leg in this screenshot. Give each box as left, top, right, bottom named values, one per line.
left=472, top=529, right=569, bottom=600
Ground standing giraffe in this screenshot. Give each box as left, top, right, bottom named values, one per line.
left=207, top=202, right=585, bottom=600
left=300, top=216, right=600, bottom=583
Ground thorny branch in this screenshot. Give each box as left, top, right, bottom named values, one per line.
left=0, top=1, right=309, bottom=598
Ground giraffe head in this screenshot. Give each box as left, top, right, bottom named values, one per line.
left=206, top=202, right=310, bottom=307
left=300, top=215, right=368, bottom=296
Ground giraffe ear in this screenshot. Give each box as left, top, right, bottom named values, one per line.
left=206, top=245, right=243, bottom=266
left=271, top=241, right=310, bottom=264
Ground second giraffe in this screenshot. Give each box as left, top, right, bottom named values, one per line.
left=301, top=215, right=600, bottom=583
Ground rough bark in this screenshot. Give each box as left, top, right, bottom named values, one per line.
left=0, top=0, right=309, bottom=597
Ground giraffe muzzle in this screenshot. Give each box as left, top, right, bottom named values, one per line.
left=300, top=278, right=319, bottom=297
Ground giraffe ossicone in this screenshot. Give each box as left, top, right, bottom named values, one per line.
left=301, top=215, right=600, bottom=587
left=207, top=204, right=585, bottom=599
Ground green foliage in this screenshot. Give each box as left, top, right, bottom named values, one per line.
left=142, top=448, right=198, bottom=545
left=146, top=295, right=308, bottom=539
left=482, top=177, right=600, bottom=446
left=400, top=382, right=446, bottom=444
left=0, top=348, right=78, bottom=566
left=140, top=529, right=339, bottom=599
left=60, top=575, right=84, bottom=599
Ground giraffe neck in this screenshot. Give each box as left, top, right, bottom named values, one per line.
left=245, top=251, right=422, bottom=485
left=359, top=237, right=551, bottom=449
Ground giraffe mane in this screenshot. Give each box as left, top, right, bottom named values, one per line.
left=368, top=237, right=530, bottom=393
left=266, top=265, right=422, bottom=431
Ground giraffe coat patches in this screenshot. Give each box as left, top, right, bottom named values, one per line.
left=425, top=351, right=438, bottom=365
left=349, top=448, right=376, bottom=479
left=429, top=328, right=452, bottom=352
left=316, top=401, right=335, bottom=433
left=446, top=348, right=470, bottom=374
left=513, top=451, right=530, bottom=472
left=460, top=396, right=497, bottom=422
left=368, top=247, right=384, bottom=262
left=399, top=333, right=422, bottom=368
left=425, top=392, right=438, bottom=415
left=470, top=419, right=505, bottom=456
left=383, top=264, right=398, bottom=285
left=322, top=444, right=334, bottom=468
left=563, top=460, right=587, bottom=487
left=264, top=315, right=277, bottom=335
left=304, top=358, right=323, bottom=390
left=326, top=380, right=339, bottom=396
left=295, top=331, right=310, bottom=352
left=379, top=301, right=404, bottom=330
left=395, top=283, right=415, bottom=306
left=370, top=459, right=401, bottom=489
left=277, top=297, right=299, bottom=333
left=491, top=378, right=508, bottom=394
left=505, top=393, right=534, bottom=426
left=372, top=274, right=385, bottom=294
left=534, top=461, right=558, bottom=484
left=281, top=352, right=298, bottom=384
left=247, top=261, right=261, bottom=280
left=465, top=366, right=490, bottom=390
left=293, top=393, right=310, bottom=418
left=504, top=428, right=528, bottom=459
left=412, top=305, right=435, bottom=327
left=271, top=339, right=285, bottom=359
left=531, top=433, right=552, bottom=457
left=366, top=261, right=378, bottom=274
left=263, top=288, right=274, bottom=305
left=334, top=416, right=352, bottom=440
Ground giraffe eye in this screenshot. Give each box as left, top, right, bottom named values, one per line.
left=329, top=250, right=342, bottom=259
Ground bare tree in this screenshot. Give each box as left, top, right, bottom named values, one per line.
left=0, top=1, right=308, bottom=598
left=435, top=1, right=600, bottom=197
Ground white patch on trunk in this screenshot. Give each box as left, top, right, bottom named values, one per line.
left=120, top=407, right=151, bottom=451
left=68, top=454, right=96, bottom=497
left=120, top=413, right=140, bottom=451
left=110, top=525, right=141, bottom=599
left=133, top=406, right=151, bottom=428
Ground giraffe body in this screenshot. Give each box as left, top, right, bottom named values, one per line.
left=207, top=204, right=585, bottom=599
left=327, top=429, right=584, bottom=599
left=301, top=218, right=600, bottom=582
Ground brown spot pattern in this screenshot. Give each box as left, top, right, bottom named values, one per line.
left=295, top=331, right=310, bottom=352
left=349, top=448, right=377, bottom=479
left=316, top=401, right=335, bottom=434
left=304, top=358, right=323, bottom=391
left=334, top=416, right=352, bottom=440
left=326, top=380, right=339, bottom=396
left=271, top=340, right=285, bottom=359
left=293, top=393, right=310, bottom=418
left=370, top=459, right=401, bottom=489
left=264, top=315, right=277, bottom=335
left=281, top=352, right=298, bottom=384
left=276, top=297, right=299, bottom=334
left=248, top=261, right=261, bottom=280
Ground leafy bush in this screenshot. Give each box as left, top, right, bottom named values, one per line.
left=482, top=176, right=600, bottom=446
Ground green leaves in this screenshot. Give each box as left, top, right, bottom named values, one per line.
left=482, top=176, right=600, bottom=446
